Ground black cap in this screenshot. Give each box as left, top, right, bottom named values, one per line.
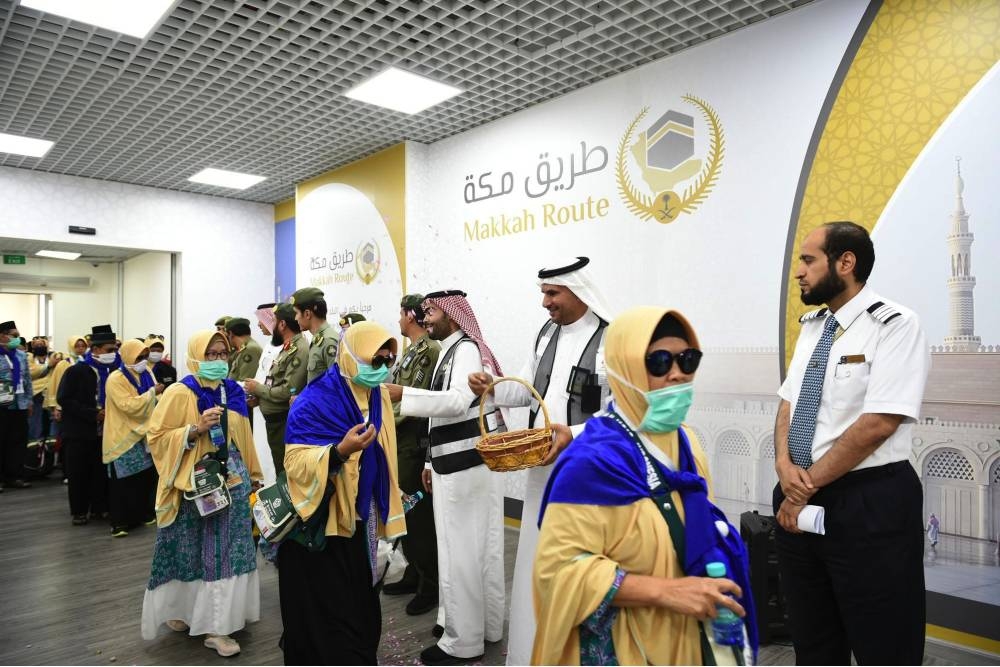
left=538, top=256, right=590, bottom=279
left=424, top=290, right=467, bottom=299
left=0, top=320, right=16, bottom=332
left=90, top=324, right=117, bottom=345
left=256, top=302, right=277, bottom=310
left=225, top=317, right=253, bottom=336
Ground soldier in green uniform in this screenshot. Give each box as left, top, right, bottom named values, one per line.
left=338, top=312, right=366, bottom=329
left=214, top=315, right=231, bottom=332
left=289, top=286, right=339, bottom=385
left=243, top=304, right=307, bottom=474
left=225, top=317, right=262, bottom=381
left=382, top=294, right=442, bottom=616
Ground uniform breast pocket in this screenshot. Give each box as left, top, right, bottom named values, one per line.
left=831, top=362, right=870, bottom=410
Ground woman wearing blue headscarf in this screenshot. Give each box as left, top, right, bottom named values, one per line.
left=279, top=320, right=406, bottom=665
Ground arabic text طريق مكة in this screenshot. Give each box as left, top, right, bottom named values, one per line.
left=462, top=140, right=609, bottom=204
left=309, top=250, right=355, bottom=272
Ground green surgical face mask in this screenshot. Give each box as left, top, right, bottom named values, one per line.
left=5, top=337, right=22, bottom=350
left=197, top=359, right=229, bottom=381
left=638, top=382, right=694, bottom=433
left=608, top=367, right=694, bottom=433
left=352, top=362, right=389, bottom=388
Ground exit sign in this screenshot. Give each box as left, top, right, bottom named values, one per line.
left=3, top=255, right=26, bottom=265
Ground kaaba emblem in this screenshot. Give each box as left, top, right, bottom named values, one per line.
left=616, top=95, right=725, bottom=224
left=356, top=240, right=381, bottom=285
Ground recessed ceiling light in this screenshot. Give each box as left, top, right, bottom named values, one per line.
left=345, top=67, right=463, bottom=114
left=188, top=168, right=267, bottom=190
left=36, top=250, right=81, bottom=261
left=0, top=132, right=55, bottom=158
left=19, top=0, right=175, bottom=39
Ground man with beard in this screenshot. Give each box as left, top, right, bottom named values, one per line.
left=774, top=221, right=930, bottom=665
left=467, top=257, right=614, bottom=666
left=386, top=291, right=505, bottom=666
left=244, top=303, right=308, bottom=474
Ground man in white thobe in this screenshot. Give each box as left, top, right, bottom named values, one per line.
left=387, top=290, right=505, bottom=666
left=468, top=256, right=614, bottom=666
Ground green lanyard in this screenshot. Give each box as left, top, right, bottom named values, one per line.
left=606, top=410, right=742, bottom=666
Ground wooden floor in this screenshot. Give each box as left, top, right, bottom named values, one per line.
left=0, top=477, right=996, bottom=666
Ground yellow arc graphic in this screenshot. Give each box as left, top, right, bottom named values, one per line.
left=783, top=0, right=1000, bottom=370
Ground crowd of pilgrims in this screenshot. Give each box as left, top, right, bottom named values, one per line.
left=0, top=257, right=756, bottom=666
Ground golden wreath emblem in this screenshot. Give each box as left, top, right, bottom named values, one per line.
left=616, top=94, right=725, bottom=224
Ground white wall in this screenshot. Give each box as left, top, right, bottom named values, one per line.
left=0, top=256, right=118, bottom=349
left=0, top=293, right=42, bottom=338
left=406, top=0, right=870, bottom=376
left=122, top=251, right=172, bottom=347
left=0, top=167, right=274, bottom=371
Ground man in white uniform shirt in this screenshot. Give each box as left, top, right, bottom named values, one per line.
left=387, top=290, right=505, bottom=666
left=774, top=221, right=930, bottom=665
left=468, top=256, right=614, bottom=667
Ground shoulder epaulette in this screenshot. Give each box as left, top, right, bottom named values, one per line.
left=866, top=301, right=901, bottom=324
left=799, top=307, right=828, bottom=323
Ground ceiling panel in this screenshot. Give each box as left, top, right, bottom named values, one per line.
left=0, top=0, right=814, bottom=204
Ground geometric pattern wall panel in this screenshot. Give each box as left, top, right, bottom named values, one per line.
left=924, top=448, right=975, bottom=481
left=717, top=429, right=753, bottom=457
left=781, top=0, right=1000, bottom=373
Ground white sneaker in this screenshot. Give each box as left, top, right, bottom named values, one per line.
left=165, top=620, right=189, bottom=632
left=204, top=634, right=241, bottom=657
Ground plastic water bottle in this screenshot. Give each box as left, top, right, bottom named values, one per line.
left=209, top=423, right=225, bottom=448
left=402, top=491, right=424, bottom=513
left=706, top=561, right=743, bottom=646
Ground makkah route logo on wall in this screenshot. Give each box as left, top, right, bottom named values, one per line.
left=355, top=239, right=381, bottom=285
left=616, top=94, right=725, bottom=223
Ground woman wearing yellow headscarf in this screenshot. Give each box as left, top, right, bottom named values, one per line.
left=532, top=306, right=758, bottom=665
left=141, top=330, right=262, bottom=658
left=278, top=320, right=405, bottom=665
left=44, top=334, right=88, bottom=415
left=103, top=339, right=161, bottom=537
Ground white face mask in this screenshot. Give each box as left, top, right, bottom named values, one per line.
left=148, top=352, right=163, bottom=363
left=129, top=360, right=148, bottom=373
left=97, top=352, right=117, bottom=365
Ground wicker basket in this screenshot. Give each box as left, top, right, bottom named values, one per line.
left=476, top=376, right=552, bottom=472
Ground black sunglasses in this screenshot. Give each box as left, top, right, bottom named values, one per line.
left=645, top=348, right=702, bottom=376
left=370, top=353, right=396, bottom=370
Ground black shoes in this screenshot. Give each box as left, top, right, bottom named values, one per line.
left=382, top=579, right=419, bottom=596
left=406, top=592, right=439, bottom=616
left=419, top=644, right=483, bottom=666
left=71, top=515, right=88, bottom=526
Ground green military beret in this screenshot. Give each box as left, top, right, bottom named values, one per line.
left=214, top=315, right=232, bottom=327
left=339, top=312, right=366, bottom=327
left=225, top=317, right=252, bottom=336
left=290, top=286, right=325, bottom=308
left=400, top=293, right=425, bottom=310
left=274, top=303, right=297, bottom=321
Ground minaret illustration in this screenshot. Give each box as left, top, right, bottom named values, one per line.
left=944, top=157, right=981, bottom=352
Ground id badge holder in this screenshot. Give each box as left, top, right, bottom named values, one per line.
left=0, top=382, right=13, bottom=406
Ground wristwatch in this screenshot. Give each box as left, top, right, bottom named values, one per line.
left=333, top=443, right=351, bottom=464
